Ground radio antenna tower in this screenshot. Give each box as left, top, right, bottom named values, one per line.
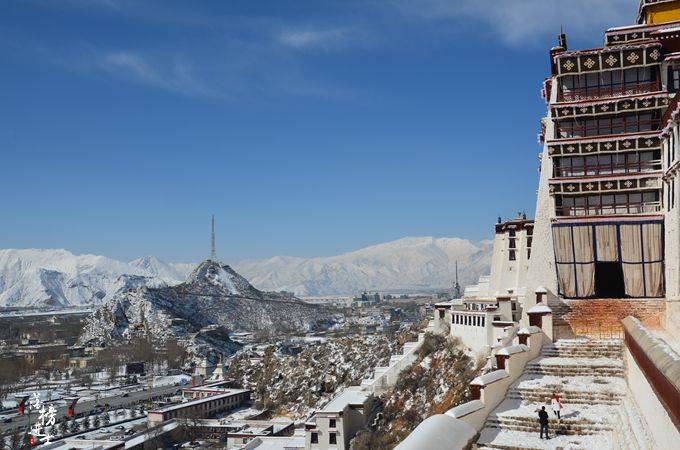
left=210, top=214, right=217, bottom=261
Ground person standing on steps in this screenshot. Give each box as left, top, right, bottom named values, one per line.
left=551, top=392, right=563, bottom=421
left=538, top=406, right=550, bottom=439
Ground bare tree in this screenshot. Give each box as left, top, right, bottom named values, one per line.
left=165, top=339, right=188, bottom=371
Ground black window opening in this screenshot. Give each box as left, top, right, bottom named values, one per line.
left=329, top=419, right=336, bottom=428
left=669, top=66, right=680, bottom=92
left=311, top=432, right=318, bottom=444
left=329, top=433, right=337, bottom=445
left=509, top=250, right=516, bottom=261
left=595, top=262, right=626, bottom=298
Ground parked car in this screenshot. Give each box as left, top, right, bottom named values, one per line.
left=122, top=393, right=130, bottom=398
left=2, top=418, right=12, bottom=423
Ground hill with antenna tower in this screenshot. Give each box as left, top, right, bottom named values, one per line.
left=79, top=217, right=338, bottom=357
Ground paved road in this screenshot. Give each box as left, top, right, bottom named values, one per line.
left=0, top=384, right=181, bottom=434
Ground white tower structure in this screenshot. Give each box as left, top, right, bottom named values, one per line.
left=210, top=214, right=217, bottom=262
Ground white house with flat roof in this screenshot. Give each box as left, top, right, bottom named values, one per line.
left=305, top=387, right=370, bottom=450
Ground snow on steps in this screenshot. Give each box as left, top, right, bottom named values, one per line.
left=524, top=357, right=624, bottom=377
left=476, top=338, right=628, bottom=450
left=475, top=427, right=613, bottom=450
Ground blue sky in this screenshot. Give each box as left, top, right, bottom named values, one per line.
left=0, top=0, right=636, bottom=262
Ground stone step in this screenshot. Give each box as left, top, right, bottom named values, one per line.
left=525, top=366, right=624, bottom=377
left=507, top=390, right=621, bottom=405
left=477, top=428, right=599, bottom=450
left=485, top=415, right=612, bottom=435
left=541, top=349, right=622, bottom=359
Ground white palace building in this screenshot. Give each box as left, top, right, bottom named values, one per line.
left=397, top=1, right=680, bottom=449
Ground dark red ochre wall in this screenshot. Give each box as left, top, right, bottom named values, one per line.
left=551, top=299, right=666, bottom=338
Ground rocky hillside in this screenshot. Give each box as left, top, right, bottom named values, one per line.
left=226, top=333, right=408, bottom=419
left=79, top=260, right=338, bottom=354
left=352, top=333, right=481, bottom=450
left=234, top=237, right=493, bottom=296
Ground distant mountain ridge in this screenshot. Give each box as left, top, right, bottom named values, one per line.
left=234, top=237, right=493, bottom=296
left=0, top=236, right=492, bottom=307
left=0, top=249, right=191, bottom=308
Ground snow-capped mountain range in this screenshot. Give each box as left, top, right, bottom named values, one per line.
left=0, top=237, right=492, bottom=308
left=235, top=237, right=493, bottom=296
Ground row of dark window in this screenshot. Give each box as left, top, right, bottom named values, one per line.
left=553, top=150, right=661, bottom=177
left=555, top=112, right=661, bottom=139
left=452, top=314, right=485, bottom=327
left=508, top=228, right=532, bottom=261
left=555, top=191, right=660, bottom=216
left=558, top=67, right=659, bottom=101
left=310, top=431, right=336, bottom=444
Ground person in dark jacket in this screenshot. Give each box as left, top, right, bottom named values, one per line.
left=538, top=406, right=550, bottom=439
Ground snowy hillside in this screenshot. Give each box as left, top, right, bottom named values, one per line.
left=234, top=237, right=493, bottom=296
left=80, top=260, right=337, bottom=356
left=0, top=249, right=191, bottom=308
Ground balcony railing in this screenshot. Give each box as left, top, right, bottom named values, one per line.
left=557, top=81, right=661, bottom=103
left=556, top=119, right=662, bottom=139
left=557, top=201, right=661, bottom=217
left=554, top=160, right=662, bottom=178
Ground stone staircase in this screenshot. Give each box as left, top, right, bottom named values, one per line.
left=475, top=338, right=642, bottom=450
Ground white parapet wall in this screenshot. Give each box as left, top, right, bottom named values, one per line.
left=361, top=332, right=426, bottom=395
left=621, top=316, right=680, bottom=450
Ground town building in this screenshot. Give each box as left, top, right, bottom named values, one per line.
left=180, top=418, right=295, bottom=448
left=147, top=389, right=251, bottom=425
left=181, top=380, right=236, bottom=400
left=305, top=387, right=371, bottom=450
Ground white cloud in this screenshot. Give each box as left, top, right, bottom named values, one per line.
left=391, top=0, right=637, bottom=46
left=98, top=51, right=215, bottom=98
left=277, top=27, right=351, bottom=50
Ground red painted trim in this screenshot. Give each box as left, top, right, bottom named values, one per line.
left=625, top=329, right=680, bottom=431
left=471, top=385, right=481, bottom=400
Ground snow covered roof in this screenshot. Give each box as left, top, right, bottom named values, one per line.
left=528, top=302, right=552, bottom=314
left=471, top=370, right=509, bottom=386
left=448, top=400, right=484, bottom=418
left=534, top=286, right=548, bottom=294
left=517, top=326, right=542, bottom=335
left=318, top=387, right=369, bottom=413
left=497, top=344, right=528, bottom=356
left=393, top=414, right=477, bottom=450
left=244, top=436, right=306, bottom=450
